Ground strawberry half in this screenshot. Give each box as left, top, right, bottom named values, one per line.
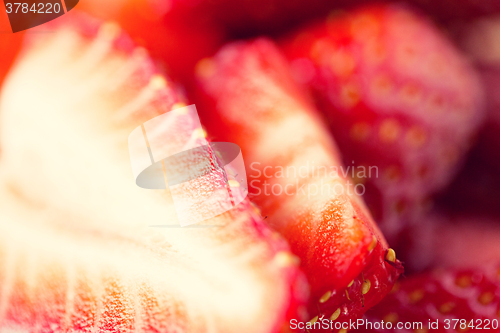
left=282, top=5, right=486, bottom=240
left=361, top=265, right=500, bottom=332
left=0, top=15, right=308, bottom=332
left=193, top=38, right=403, bottom=330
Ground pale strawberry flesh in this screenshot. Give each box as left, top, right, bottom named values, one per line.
left=0, top=16, right=308, bottom=333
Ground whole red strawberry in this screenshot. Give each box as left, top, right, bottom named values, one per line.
left=282, top=5, right=486, bottom=240
left=359, top=265, right=500, bottom=332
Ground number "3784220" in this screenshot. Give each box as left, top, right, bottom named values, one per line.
left=5, top=3, right=62, bottom=14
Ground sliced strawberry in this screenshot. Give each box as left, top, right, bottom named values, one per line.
left=0, top=16, right=308, bottom=332
left=361, top=265, right=500, bottom=332
left=282, top=5, right=486, bottom=240
left=193, top=38, right=402, bottom=329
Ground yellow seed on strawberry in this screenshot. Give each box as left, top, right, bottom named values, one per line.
left=386, top=248, right=396, bottom=263
left=319, top=291, right=332, bottom=303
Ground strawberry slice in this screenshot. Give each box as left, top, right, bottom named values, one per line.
left=193, top=38, right=403, bottom=329
left=0, top=16, right=308, bottom=332
left=361, top=265, right=500, bottom=332
left=282, top=5, right=486, bottom=240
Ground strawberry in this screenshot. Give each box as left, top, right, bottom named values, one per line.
left=360, top=265, right=500, bottom=332
left=193, top=38, right=403, bottom=330
left=0, top=15, right=308, bottom=332
left=282, top=5, right=486, bottom=240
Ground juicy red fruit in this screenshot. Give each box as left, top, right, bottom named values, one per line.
left=282, top=5, right=486, bottom=241
left=361, top=265, right=500, bottom=332
left=0, top=16, right=308, bottom=333
left=193, top=38, right=403, bottom=331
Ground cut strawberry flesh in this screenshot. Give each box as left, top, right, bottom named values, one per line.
left=193, top=38, right=403, bottom=328
left=0, top=16, right=308, bottom=332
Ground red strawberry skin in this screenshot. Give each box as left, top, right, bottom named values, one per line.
left=359, top=265, right=500, bottom=332
left=193, top=38, right=403, bottom=330
left=282, top=5, right=486, bottom=240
